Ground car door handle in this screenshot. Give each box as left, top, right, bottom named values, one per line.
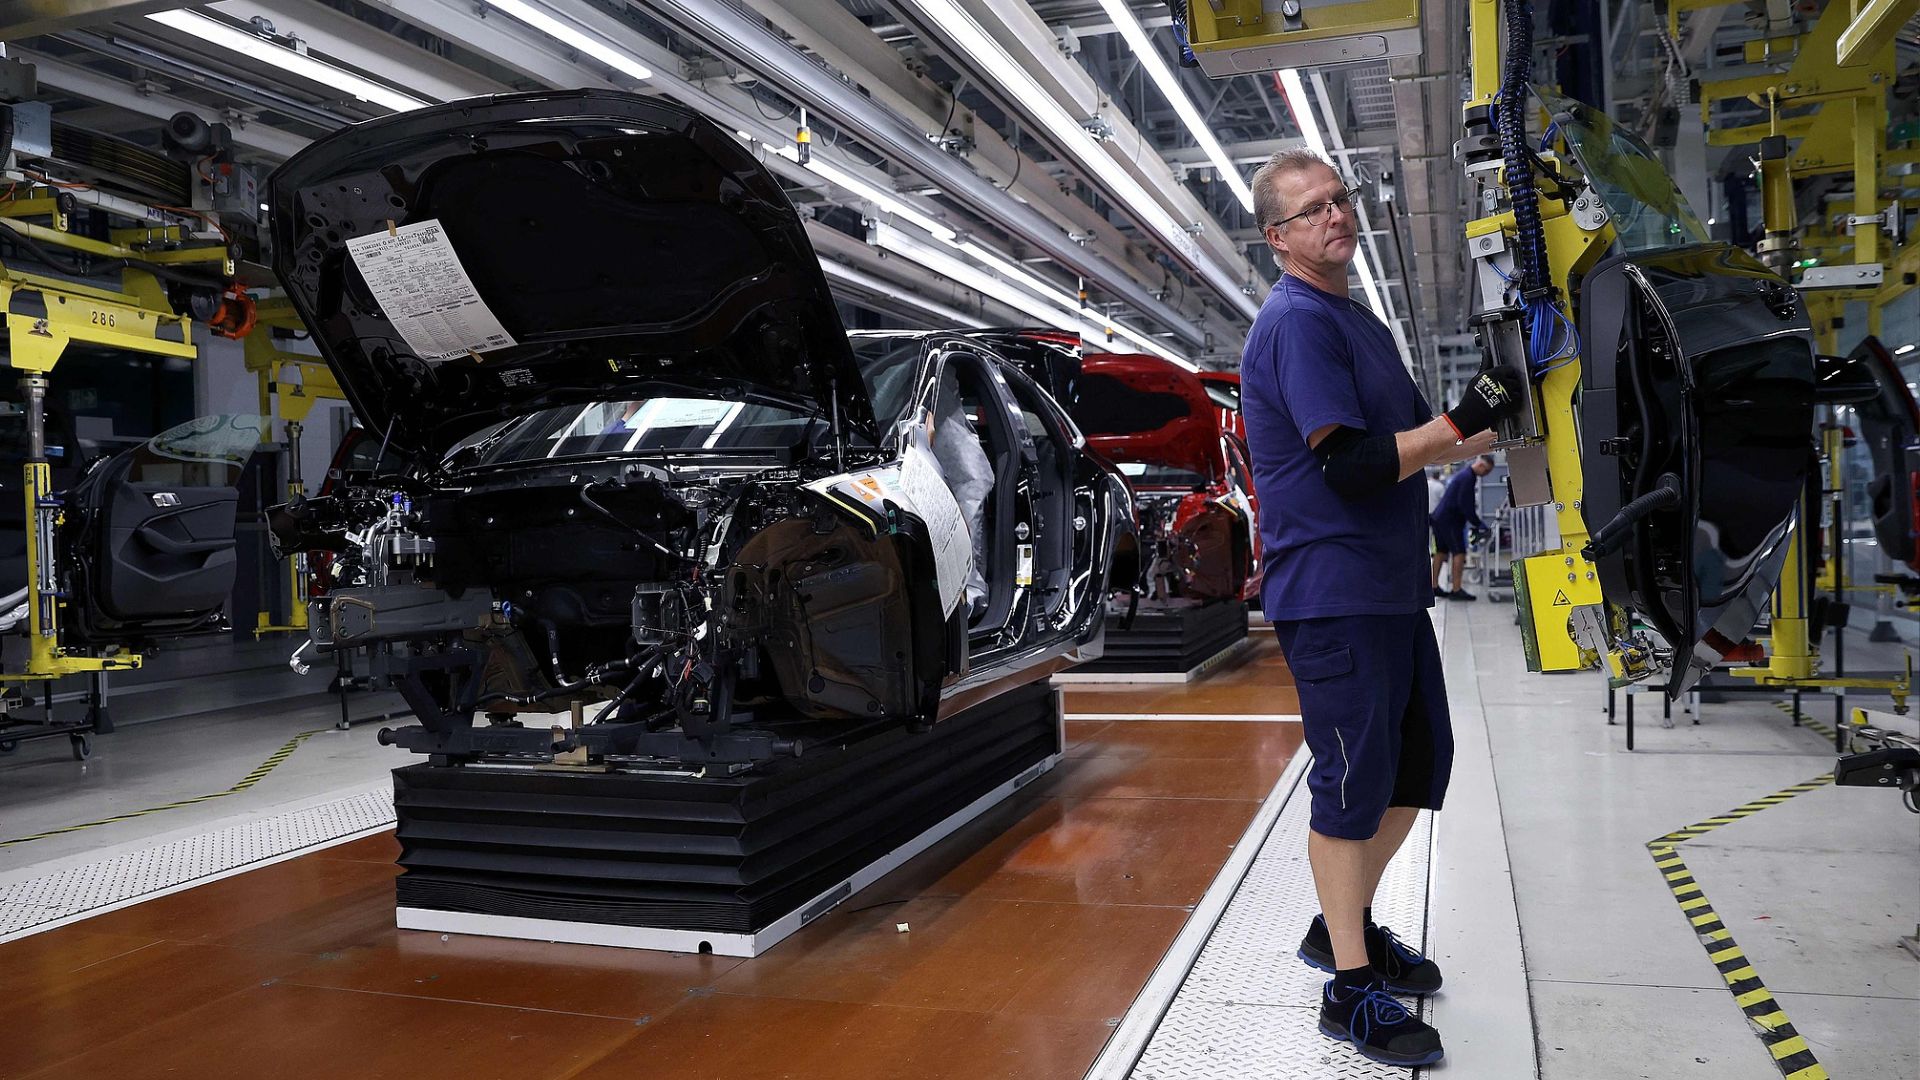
left=136, top=526, right=228, bottom=555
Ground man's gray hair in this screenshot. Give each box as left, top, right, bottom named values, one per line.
left=1251, top=148, right=1335, bottom=228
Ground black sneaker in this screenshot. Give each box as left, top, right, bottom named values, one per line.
left=1298, top=914, right=1444, bottom=994
left=1319, top=977, right=1445, bottom=1067
left=1446, top=588, right=1477, bottom=601
left=1432, top=586, right=1449, bottom=598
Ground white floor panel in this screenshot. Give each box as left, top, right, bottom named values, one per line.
left=1528, top=981, right=1774, bottom=1080
left=0, top=784, right=393, bottom=942
left=1123, top=768, right=1434, bottom=1078
left=1679, top=839, right=1920, bottom=1000
left=1766, top=990, right=1920, bottom=1079
left=1133, top=999, right=1415, bottom=1080
left=1456, top=597, right=1920, bottom=1080
left=1180, top=813, right=1432, bottom=1010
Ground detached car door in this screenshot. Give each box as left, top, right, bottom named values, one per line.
left=62, top=414, right=262, bottom=644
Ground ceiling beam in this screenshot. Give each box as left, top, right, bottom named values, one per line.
left=17, top=48, right=311, bottom=159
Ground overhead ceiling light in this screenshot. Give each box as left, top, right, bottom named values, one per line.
left=1092, top=0, right=1254, bottom=213
left=875, top=221, right=1082, bottom=330
left=874, top=223, right=1192, bottom=367
left=898, top=0, right=1257, bottom=320
left=819, top=257, right=988, bottom=328
left=800, top=155, right=957, bottom=241
left=746, top=130, right=1193, bottom=364
left=146, top=10, right=430, bottom=113
left=480, top=0, right=652, bottom=82
left=1896, top=343, right=1916, bottom=356
left=1277, top=69, right=1392, bottom=328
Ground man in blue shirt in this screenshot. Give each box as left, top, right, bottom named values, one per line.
left=1241, top=149, right=1524, bottom=1068
left=1430, top=456, right=1494, bottom=600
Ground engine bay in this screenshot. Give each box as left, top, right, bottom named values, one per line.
left=274, top=450, right=945, bottom=768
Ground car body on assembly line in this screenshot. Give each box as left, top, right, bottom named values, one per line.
left=1068, top=353, right=1260, bottom=605
left=264, top=90, right=1136, bottom=769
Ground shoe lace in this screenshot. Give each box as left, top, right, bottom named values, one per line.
left=1336, top=984, right=1412, bottom=1046
left=1374, top=925, right=1426, bottom=972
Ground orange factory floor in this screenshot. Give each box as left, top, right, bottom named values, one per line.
left=0, top=638, right=1303, bottom=1080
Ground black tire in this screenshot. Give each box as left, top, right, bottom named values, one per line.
left=70, top=734, right=91, bottom=761
left=0, top=739, right=18, bottom=754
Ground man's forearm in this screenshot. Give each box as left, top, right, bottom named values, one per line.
left=1393, top=417, right=1479, bottom=480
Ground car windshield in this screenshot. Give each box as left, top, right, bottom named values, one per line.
left=446, top=336, right=924, bottom=468
left=1540, top=87, right=1709, bottom=255
left=448, top=398, right=842, bottom=466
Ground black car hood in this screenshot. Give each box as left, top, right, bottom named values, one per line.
left=267, top=90, right=874, bottom=459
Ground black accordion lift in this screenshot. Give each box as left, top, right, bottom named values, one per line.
left=1068, top=598, right=1249, bottom=680
left=391, top=678, right=1063, bottom=957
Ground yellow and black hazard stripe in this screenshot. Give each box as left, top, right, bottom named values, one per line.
left=1648, top=773, right=1834, bottom=1080
left=0, top=728, right=331, bottom=848
left=1769, top=700, right=1837, bottom=741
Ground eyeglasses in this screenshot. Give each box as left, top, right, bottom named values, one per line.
left=1266, top=185, right=1363, bottom=230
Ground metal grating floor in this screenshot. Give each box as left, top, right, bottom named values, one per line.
left=0, top=786, right=394, bottom=941
left=1129, top=759, right=1434, bottom=1079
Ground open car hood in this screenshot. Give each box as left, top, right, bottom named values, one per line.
left=267, top=90, right=875, bottom=459
left=1070, top=354, right=1224, bottom=481
left=1579, top=242, right=1815, bottom=694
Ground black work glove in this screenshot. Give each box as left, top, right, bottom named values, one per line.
left=1443, top=367, right=1526, bottom=439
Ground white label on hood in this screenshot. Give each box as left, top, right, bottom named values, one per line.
left=345, top=219, right=517, bottom=362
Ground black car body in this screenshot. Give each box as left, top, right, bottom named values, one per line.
left=264, top=91, right=1135, bottom=767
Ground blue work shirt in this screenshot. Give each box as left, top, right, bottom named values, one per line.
left=1242, top=275, right=1434, bottom=619
left=1432, top=468, right=1485, bottom=529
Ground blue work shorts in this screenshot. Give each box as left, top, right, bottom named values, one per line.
left=1273, top=612, right=1454, bottom=840
left=1431, top=516, right=1468, bottom=555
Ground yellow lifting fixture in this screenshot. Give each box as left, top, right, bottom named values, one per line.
left=242, top=296, right=350, bottom=637
left=0, top=184, right=234, bottom=682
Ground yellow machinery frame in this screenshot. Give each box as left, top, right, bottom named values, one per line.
left=1464, top=0, right=1910, bottom=711
left=242, top=296, right=349, bottom=637
left=1460, top=0, right=1626, bottom=678
left=1, top=194, right=230, bottom=681
left=1683, top=0, right=1913, bottom=709
left=1179, top=0, right=1422, bottom=74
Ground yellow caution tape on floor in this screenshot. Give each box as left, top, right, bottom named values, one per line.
left=0, top=728, right=332, bottom=848
left=1647, top=774, right=1835, bottom=1080
left=1770, top=700, right=1839, bottom=741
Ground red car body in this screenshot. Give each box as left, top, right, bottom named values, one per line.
left=1071, top=355, right=1261, bottom=604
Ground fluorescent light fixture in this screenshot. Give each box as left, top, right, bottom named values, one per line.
left=1279, top=69, right=1397, bottom=341
left=1093, top=0, right=1254, bottom=213
left=874, top=223, right=1192, bottom=368
left=901, top=0, right=1257, bottom=320
left=803, top=156, right=958, bottom=242
left=147, top=10, right=429, bottom=112
left=819, top=257, right=989, bottom=328
left=1896, top=344, right=1916, bottom=356
left=875, top=222, right=1079, bottom=329
left=481, top=0, right=652, bottom=82
left=742, top=130, right=1193, bottom=366
left=1277, top=70, right=1328, bottom=159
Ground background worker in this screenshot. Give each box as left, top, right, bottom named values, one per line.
left=1430, top=455, right=1495, bottom=600
left=1240, top=148, right=1525, bottom=1069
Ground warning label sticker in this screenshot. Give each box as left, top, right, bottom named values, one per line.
left=345, top=220, right=517, bottom=361
left=1552, top=589, right=1571, bottom=606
